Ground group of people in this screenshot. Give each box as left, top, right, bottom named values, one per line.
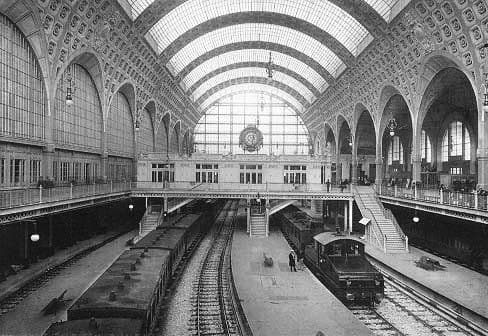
left=288, top=250, right=303, bottom=272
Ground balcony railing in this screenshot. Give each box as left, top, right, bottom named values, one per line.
left=0, top=181, right=132, bottom=210
left=131, top=181, right=353, bottom=194
left=0, top=180, right=352, bottom=211
left=377, top=185, right=488, bottom=211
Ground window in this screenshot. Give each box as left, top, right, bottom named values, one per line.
left=421, top=130, right=432, bottom=163
left=151, top=162, right=175, bottom=183
left=239, top=164, right=263, bottom=184
left=138, top=107, right=154, bottom=154
left=441, top=121, right=471, bottom=162
left=284, top=165, right=307, bottom=184
left=60, top=162, right=70, bottom=182
left=195, top=92, right=310, bottom=155
left=108, top=92, right=135, bottom=157
left=0, top=158, right=5, bottom=185
left=10, top=159, right=25, bottom=184
left=195, top=163, right=218, bottom=183
left=0, top=14, right=46, bottom=141
left=387, top=136, right=404, bottom=165
left=55, top=64, right=102, bottom=150
left=29, top=160, right=41, bottom=184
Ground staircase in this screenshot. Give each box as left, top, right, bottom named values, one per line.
left=249, top=207, right=268, bottom=237
left=354, top=186, right=408, bottom=253
left=134, top=205, right=162, bottom=242
left=269, top=200, right=296, bottom=215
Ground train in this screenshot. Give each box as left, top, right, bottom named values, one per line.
left=44, top=199, right=223, bottom=336
left=276, top=205, right=384, bottom=305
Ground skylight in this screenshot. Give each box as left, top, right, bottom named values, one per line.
left=148, top=0, right=371, bottom=56
left=191, top=67, right=315, bottom=103
left=200, top=83, right=303, bottom=112
left=181, top=49, right=328, bottom=93
left=167, top=23, right=346, bottom=79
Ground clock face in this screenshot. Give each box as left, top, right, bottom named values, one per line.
left=239, top=125, right=263, bottom=152
left=245, top=132, right=258, bottom=145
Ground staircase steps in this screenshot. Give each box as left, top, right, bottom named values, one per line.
left=354, top=186, right=407, bottom=253
left=250, top=214, right=267, bottom=237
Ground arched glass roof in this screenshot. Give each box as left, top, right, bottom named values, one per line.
left=181, top=49, right=328, bottom=93
left=191, top=67, right=315, bottom=103
left=167, top=23, right=346, bottom=78
left=148, top=0, right=370, bottom=56
left=125, top=0, right=410, bottom=24
left=200, top=84, right=303, bottom=112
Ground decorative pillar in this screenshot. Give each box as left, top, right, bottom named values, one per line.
left=42, top=143, right=56, bottom=182
left=246, top=199, right=251, bottom=234
left=343, top=201, right=348, bottom=232
left=375, top=157, right=383, bottom=187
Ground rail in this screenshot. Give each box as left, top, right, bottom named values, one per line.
left=375, top=193, right=408, bottom=252
left=0, top=181, right=131, bottom=210
left=352, top=186, right=387, bottom=252
left=378, top=185, right=488, bottom=212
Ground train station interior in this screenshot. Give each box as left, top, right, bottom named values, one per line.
left=1, top=0, right=488, bottom=335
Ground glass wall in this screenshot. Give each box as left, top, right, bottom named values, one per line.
left=194, top=92, right=309, bottom=155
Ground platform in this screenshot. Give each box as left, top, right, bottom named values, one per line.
left=0, top=230, right=135, bottom=336
left=366, top=245, right=488, bottom=321
left=231, top=226, right=373, bottom=336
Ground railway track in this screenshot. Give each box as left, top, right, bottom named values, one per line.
left=0, top=230, right=130, bottom=317
left=189, top=201, right=244, bottom=336
left=352, top=257, right=488, bottom=336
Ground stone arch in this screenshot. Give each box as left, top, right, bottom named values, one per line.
left=138, top=101, right=156, bottom=153
left=378, top=85, right=412, bottom=135
left=418, top=65, right=478, bottom=178
left=54, top=50, right=105, bottom=115
left=170, top=121, right=182, bottom=155
left=109, top=81, right=137, bottom=124
left=143, top=100, right=157, bottom=149
left=0, top=1, right=48, bottom=80
left=337, top=114, right=352, bottom=155
left=155, top=112, right=171, bottom=153
left=182, top=130, right=191, bottom=156
left=416, top=51, right=478, bottom=114
left=354, top=105, right=376, bottom=156
left=323, top=122, right=336, bottom=156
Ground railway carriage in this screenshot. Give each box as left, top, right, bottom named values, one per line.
left=44, top=203, right=221, bottom=336
left=305, top=232, right=384, bottom=304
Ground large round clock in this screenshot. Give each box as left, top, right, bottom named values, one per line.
left=239, top=125, right=263, bottom=152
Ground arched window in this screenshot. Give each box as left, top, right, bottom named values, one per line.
left=107, top=92, right=134, bottom=157
left=138, top=107, right=154, bottom=154
left=421, top=130, right=432, bottom=163
left=387, top=136, right=403, bottom=165
left=194, top=92, right=309, bottom=155
left=441, top=121, right=470, bottom=162
left=0, top=14, right=46, bottom=141
left=55, top=64, right=102, bottom=149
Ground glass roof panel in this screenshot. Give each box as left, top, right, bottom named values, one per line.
left=167, top=23, right=345, bottom=79
left=148, top=0, right=371, bottom=56
left=124, top=0, right=155, bottom=19
left=200, top=83, right=303, bottom=112
left=191, top=67, right=315, bottom=103
left=181, top=49, right=328, bottom=93
left=363, top=0, right=412, bottom=22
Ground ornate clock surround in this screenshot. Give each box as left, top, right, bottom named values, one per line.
left=239, top=125, right=263, bottom=152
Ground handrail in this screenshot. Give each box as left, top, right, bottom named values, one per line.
left=352, top=186, right=386, bottom=252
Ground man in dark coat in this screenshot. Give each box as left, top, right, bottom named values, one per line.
left=289, top=250, right=297, bottom=272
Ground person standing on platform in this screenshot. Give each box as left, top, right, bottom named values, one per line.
left=288, top=250, right=297, bottom=272
left=326, top=179, right=331, bottom=192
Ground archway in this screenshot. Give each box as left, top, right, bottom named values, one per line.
left=355, top=109, right=376, bottom=184
left=419, top=67, right=477, bottom=190
left=380, top=94, right=413, bottom=186
left=337, top=115, right=352, bottom=183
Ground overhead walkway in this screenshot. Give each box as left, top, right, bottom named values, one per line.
left=354, top=186, right=408, bottom=254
